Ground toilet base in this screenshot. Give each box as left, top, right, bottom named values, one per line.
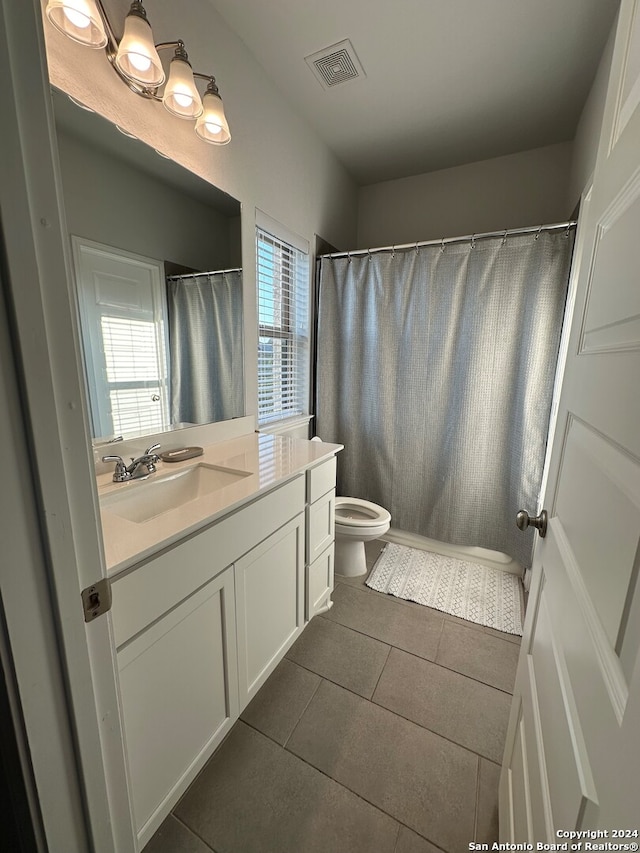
left=334, top=537, right=368, bottom=577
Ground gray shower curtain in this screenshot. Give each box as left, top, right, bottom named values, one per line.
left=316, top=230, right=574, bottom=568
left=167, top=270, right=243, bottom=425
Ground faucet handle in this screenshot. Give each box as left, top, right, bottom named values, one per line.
left=102, top=455, right=130, bottom=482
left=102, top=454, right=124, bottom=465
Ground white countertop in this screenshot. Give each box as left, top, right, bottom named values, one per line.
left=98, top=433, right=342, bottom=576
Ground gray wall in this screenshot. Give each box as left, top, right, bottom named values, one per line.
left=57, top=130, right=237, bottom=273
left=356, top=142, right=573, bottom=248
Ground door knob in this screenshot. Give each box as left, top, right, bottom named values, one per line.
left=516, top=509, right=548, bottom=538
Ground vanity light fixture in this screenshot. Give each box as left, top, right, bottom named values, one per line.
left=45, top=0, right=231, bottom=144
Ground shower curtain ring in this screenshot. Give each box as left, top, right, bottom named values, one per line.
left=535, top=226, right=542, bottom=240
left=564, top=225, right=571, bottom=238
left=391, top=245, right=395, bottom=258
left=367, top=248, right=372, bottom=262
left=501, top=230, right=508, bottom=246
left=347, top=251, right=352, bottom=264
left=440, top=239, right=445, bottom=253
left=471, top=234, right=476, bottom=249
left=415, top=242, right=420, bottom=254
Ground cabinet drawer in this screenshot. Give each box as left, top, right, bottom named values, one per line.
left=306, top=489, right=335, bottom=563
left=306, top=542, right=334, bottom=620
left=111, top=475, right=305, bottom=647
left=307, top=456, right=337, bottom=503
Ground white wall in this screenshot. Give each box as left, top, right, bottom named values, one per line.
left=568, top=21, right=617, bottom=208
left=57, top=130, right=237, bottom=272
left=357, top=142, right=573, bottom=249
left=43, top=0, right=358, bottom=418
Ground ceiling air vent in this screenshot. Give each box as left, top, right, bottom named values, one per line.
left=305, top=39, right=366, bottom=89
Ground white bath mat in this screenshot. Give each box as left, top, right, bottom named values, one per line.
left=366, top=543, right=523, bottom=635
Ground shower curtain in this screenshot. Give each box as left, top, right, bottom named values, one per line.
left=316, top=229, right=574, bottom=568
left=167, top=270, right=243, bottom=425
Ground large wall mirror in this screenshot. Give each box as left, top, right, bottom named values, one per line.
left=52, top=89, right=244, bottom=443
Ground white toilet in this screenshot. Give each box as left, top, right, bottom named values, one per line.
left=334, top=496, right=391, bottom=577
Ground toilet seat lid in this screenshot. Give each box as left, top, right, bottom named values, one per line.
left=335, top=496, right=391, bottom=527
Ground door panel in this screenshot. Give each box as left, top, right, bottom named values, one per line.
left=554, top=416, right=640, bottom=646
left=580, top=172, right=640, bottom=353
left=501, top=0, right=640, bottom=838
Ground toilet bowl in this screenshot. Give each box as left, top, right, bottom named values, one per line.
left=334, top=496, right=391, bottom=577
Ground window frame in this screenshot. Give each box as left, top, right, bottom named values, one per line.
left=256, top=213, right=310, bottom=427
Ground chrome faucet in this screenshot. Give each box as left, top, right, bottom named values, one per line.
left=102, top=444, right=161, bottom=483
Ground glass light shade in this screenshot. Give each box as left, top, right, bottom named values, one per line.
left=195, top=91, right=231, bottom=145
left=45, top=0, right=107, bottom=48
left=115, top=12, right=164, bottom=87
left=162, top=57, right=203, bottom=119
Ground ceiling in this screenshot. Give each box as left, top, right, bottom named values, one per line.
left=207, top=0, right=620, bottom=185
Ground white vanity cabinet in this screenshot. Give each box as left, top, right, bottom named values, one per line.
left=110, top=473, right=310, bottom=848
left=107, top=444, right=340, bottom=850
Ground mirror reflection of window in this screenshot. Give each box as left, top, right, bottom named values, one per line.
left=100, top=314, right=169, bottom=436
left=73, top=237, right=170, bottom=439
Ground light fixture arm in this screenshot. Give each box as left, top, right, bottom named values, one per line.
left=92, top=2, right=220, bottom=104
left=47, top=0, right=231, bottom=143
left=193, top=72, right=219, bottom=92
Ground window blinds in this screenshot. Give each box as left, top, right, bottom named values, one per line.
left=256, top=228, right=309, bottom=424
left=100, top=315, right=168, bottom=435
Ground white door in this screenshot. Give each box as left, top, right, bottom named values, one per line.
left=73, top=237, right=170, bottom=439
left=500, top=0, right=640, bottom=842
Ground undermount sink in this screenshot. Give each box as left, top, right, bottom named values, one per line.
left=100, top=463, right=252, bottom=523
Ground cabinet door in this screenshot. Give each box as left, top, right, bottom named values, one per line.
left=117, top=567, right=238, bottom=849
left=307, top=542, right=335, bottom=620
left=306, top=489, right=335, bottom=564
left=235, top=514, right=305, bottom=709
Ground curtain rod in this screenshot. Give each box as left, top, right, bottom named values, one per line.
left=166, top=267, right=242, bottom=280
left=320, top=221, right=577, bottom=260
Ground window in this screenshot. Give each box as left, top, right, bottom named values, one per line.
left=256, top=222, right=309, bottom=425
left=99, top=314, right=169, bottom=437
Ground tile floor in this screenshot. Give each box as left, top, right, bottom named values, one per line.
left=146, top=540, right=522, bottom=853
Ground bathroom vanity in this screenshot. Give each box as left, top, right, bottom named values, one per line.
left=98, top=430, right=341, bottom=848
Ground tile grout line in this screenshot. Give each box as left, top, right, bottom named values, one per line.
left=282, top=675, right=323, bottom=751
left=170, top=812, right=219, bottom=852
left=371, top=643, right=393, bottom=698
left=329, top=581, right=522, bottom=650
left=389, top=643, right=516, bottom=697
left=175, top=713, right=455, bottom=853
left=238, top=720, right=423, bottom=844
left=284, top=647, right=511, bottom=764
left=268, top=718, right=451, bottom=853
left=315, top=613, right=516, bottom=696
left=284, top=653, right=390, bottom=703
left=335, top=576, right=522, bottom=644
left=391, top=820, right=402, bottom=853
left=367, top=691, right=506, bottom=766
left=433, top=614, right=446, bottom=660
